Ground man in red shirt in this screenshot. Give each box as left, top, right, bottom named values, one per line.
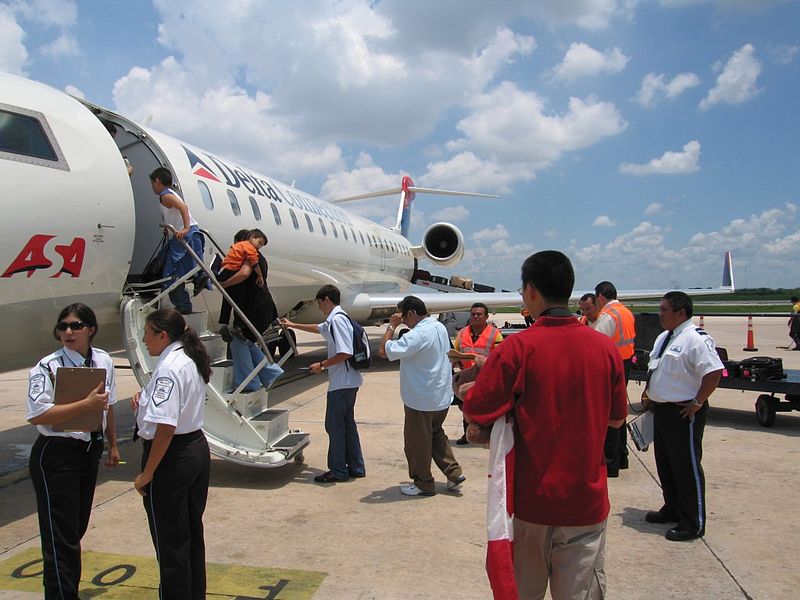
left=464, top=251, right=627, bottom=599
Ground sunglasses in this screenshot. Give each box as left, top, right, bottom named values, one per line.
left=56, top=321, right=87, bottom=331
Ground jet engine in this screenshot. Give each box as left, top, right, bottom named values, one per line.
left=412, top=222, right=465, bottom=267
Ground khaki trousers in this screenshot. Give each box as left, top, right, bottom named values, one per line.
left=403, top=405, right=462, bottom=494
left=513, top=517, right=607, bottom=600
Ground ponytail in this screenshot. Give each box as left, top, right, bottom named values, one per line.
left=146, top=309, right=211, bottom=383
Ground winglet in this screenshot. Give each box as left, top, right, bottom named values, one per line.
left=722, top=251, right=734, bottom=291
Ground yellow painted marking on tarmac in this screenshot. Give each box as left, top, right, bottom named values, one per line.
left=0, top=547, right=326, bottom=599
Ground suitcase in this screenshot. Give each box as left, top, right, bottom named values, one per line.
left=631, top=349, right=650, bottom=372
left=473, top=283, right=495, bottom=293
left=739, top=356, right=785, bottom=380
left=722, top=360, right=742, bottom=378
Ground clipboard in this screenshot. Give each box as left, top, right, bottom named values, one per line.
left=627, top=410, right=654, bottom=451
left=53, top=367, right=105, bottom=432
left=447, top=349, right=478, bottom=362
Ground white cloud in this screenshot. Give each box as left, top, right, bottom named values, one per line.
left=553, top=42, right=630, bottom=80
left=645, top=202, right=663, bottom=216
left=64, top=84, right=84, bottom=99
left=635, top=72, right=700, bottom=107
left=472, top=224, right=510, bottom=242
left=9, top=0, right=77, bottom=28
left=40, top=33, right=79, bottom=57
left=442, top=82, right=626, bottom=185
left=619, top=140, right=701, bottom=175
left=423, top=152, right=530, bottom=194
left=593, top=215, right=616, bottom=227
left=544, top=229, right=560, bottom=240
left=660, top=0, right=790, bottom=11
left=431, top=205, right=470, bottom=222
left=771, top=44, right=799, bottom=65
left=0, top=6, right=27, bottom=75
left=700, top=43, right=762, bottom=110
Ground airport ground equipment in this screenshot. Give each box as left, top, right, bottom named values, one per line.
left=629, top=368, right=800, bottom=428
left=121, top=225, right=310, bottom=467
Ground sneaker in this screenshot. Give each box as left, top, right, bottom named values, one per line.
left=193, top=273, right=211, bottom=296
left=219, top=325, right=233, bottom=343
left=447, top=474, right=466, bottom=490
left=455, top=435, right=469, bottom=445
left=400, top=483, right=434, bottom=497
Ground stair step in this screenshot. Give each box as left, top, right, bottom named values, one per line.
left=249, top=409, right=289, bottom=444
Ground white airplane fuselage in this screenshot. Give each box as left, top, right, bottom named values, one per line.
left=1, top=73, right=421, bottom=369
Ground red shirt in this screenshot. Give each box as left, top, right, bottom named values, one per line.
left=464, top=316, right=627, bottom=526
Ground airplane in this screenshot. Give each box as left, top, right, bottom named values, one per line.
left=0, top=72, right=733, bottom=466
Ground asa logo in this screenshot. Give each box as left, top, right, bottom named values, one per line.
left=1, top=235, right=85, bottom=278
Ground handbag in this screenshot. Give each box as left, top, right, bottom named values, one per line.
left=627, top=410, right=654, bottom=451
left=140, top=235, right=168, bottom=283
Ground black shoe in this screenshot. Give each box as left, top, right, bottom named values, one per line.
left=619, top=458, right=629, bottom=469
left=645, top=510, right=678, bottom=524
left=665, top=527, right=703, bottom=542
left=193, top=273, right=210, bottom=296
left=314, top=471, right=348, bottom=483
left=455, top=435, right=469, bottom=445
left=607, top=468, right=619, bottom=478
left=348, top=471, right=366, bottom=478
left=219, top=325, right=233, bottom=343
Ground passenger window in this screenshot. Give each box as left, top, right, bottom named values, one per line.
left=197, top=180, right=214, bottom=210
left=289, top=209, right=300, bottom=230
left=319, top=218, right=327, bottom=236
left=227, top=190, right=241, bottom=216
left=359, top=232, right=365, bottom=245
left=248, top=196, right=261, bottom=221
left=305, top=214, right=314, bottom=232
left=271, top=203, right=282, bottom=226
left=0, top=108, right=57, bottom=161
left=331, top=222, right=338, bottom=238
left=342, top=227, right=348, bottom=241
left=351, top=228, right=357, bottom=243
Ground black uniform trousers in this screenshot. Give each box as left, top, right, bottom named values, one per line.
left=29, top=433, right=103, bottom=600
left=652, top=401, right=708, bottom=536
left=605, top=358, right=632, bottom=472
left=142, top=430, right=210, bottom=600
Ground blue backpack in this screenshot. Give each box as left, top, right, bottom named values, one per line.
left=330, top=313, right=372, bottom=370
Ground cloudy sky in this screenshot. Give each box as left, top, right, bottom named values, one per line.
left=2, top=0, right=798, bottom=291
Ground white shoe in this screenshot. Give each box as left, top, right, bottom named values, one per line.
left=400, top=483, right=434, bottom=496
left=447, top=474, right=466, bottom=490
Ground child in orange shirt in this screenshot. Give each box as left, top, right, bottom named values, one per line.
left=217, top=229, right=268, bottom=288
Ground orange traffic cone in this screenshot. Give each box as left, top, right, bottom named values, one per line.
left=743, top=315, right=758, bottom=352
left=698, top=314, right=705, bottom=329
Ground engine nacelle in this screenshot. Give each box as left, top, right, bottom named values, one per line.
left=411, top=222, right=465, bottom=267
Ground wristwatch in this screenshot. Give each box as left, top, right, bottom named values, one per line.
left=691, top=398, right=703, bottom=407
left=320, top=362, right=327, bottom=371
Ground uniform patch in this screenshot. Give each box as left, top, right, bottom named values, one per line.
left=28, top=374, right=46, bottom=401
left=669, top=344, right=683, bottom=353
left=704, top=338, right=716, bottom=352
left=152, top=377, right=175, bottom=406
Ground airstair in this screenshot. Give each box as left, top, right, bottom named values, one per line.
left=121, top=225, right=310, bottom=467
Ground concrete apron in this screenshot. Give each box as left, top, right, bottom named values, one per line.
left=0, top=315, right=797, bottom=599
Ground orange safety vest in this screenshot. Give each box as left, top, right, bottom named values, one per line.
left=600, top=301, right=636, bottom=360
left=458, top=325, right=500, bottom=369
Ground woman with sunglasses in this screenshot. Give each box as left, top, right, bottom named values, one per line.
left=132, top=308, right=211, bottom=599
left=26, top=303, right=120, bottom=599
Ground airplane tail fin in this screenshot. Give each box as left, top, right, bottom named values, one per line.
left=722, top=251, right=734, bottom=291
left=397, top=176, right=415, bottom=238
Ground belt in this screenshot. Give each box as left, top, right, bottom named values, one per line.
left=142, top=429, right=204, bottom=447
left=42, top=431, right=103, bottom=449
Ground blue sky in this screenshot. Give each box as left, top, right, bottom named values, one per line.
left=2, top=0, right=798, bottom=292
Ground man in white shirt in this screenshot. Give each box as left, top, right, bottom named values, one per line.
left=379, top=296, right=465, bottom=496
left=281, top=285, right=365, bottom=483
left=643, top=291, right=723, bottom=541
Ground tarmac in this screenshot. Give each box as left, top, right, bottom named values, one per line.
left=0, top=313, right=799, bottom=599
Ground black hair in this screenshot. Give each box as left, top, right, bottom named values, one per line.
left=398, top=295, right=428, bottom=316
left=146, top=309, right=211, bottom=383
left=234, top=229, right=250, bottom=243
left=580, top=293, right=596, bottom=303
left=594, top=281, right=618, bottom=300
left=248, top=228, right=268, bottom=243
left=471, top=302, right=489, bottom=316
left=53, top=303, right=98, bottom=342
left=149, top=166, right=173, bottom=187
left=315, top=284, right=341, bottom=305
left=662, top=291, right=693, bottom=319
left=521, top=251, right=574, bottom=304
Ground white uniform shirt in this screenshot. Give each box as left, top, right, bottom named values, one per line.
left=136, top=341, right=206, bottom=439
left=317, top=305, right=363, bottom=392
left=647, top=319, right=724, bottom=404
left=384, top=317, right=452, bottom=411
left=159, top=188, right=198, bottom=232
left=26, top=346, right=117, bottom=440
left=594, top=299, right=621, bottom=337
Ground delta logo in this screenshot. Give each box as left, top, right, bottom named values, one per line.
left=183, top=146, right=221, bottom=183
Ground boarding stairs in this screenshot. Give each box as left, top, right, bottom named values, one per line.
left=121, top=225, right=310, bottom=467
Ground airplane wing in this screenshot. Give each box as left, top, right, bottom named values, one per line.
left=353, top=251, right=734, bottom=319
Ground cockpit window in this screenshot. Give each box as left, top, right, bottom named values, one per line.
left=0, top=105, right=68, bottom=170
